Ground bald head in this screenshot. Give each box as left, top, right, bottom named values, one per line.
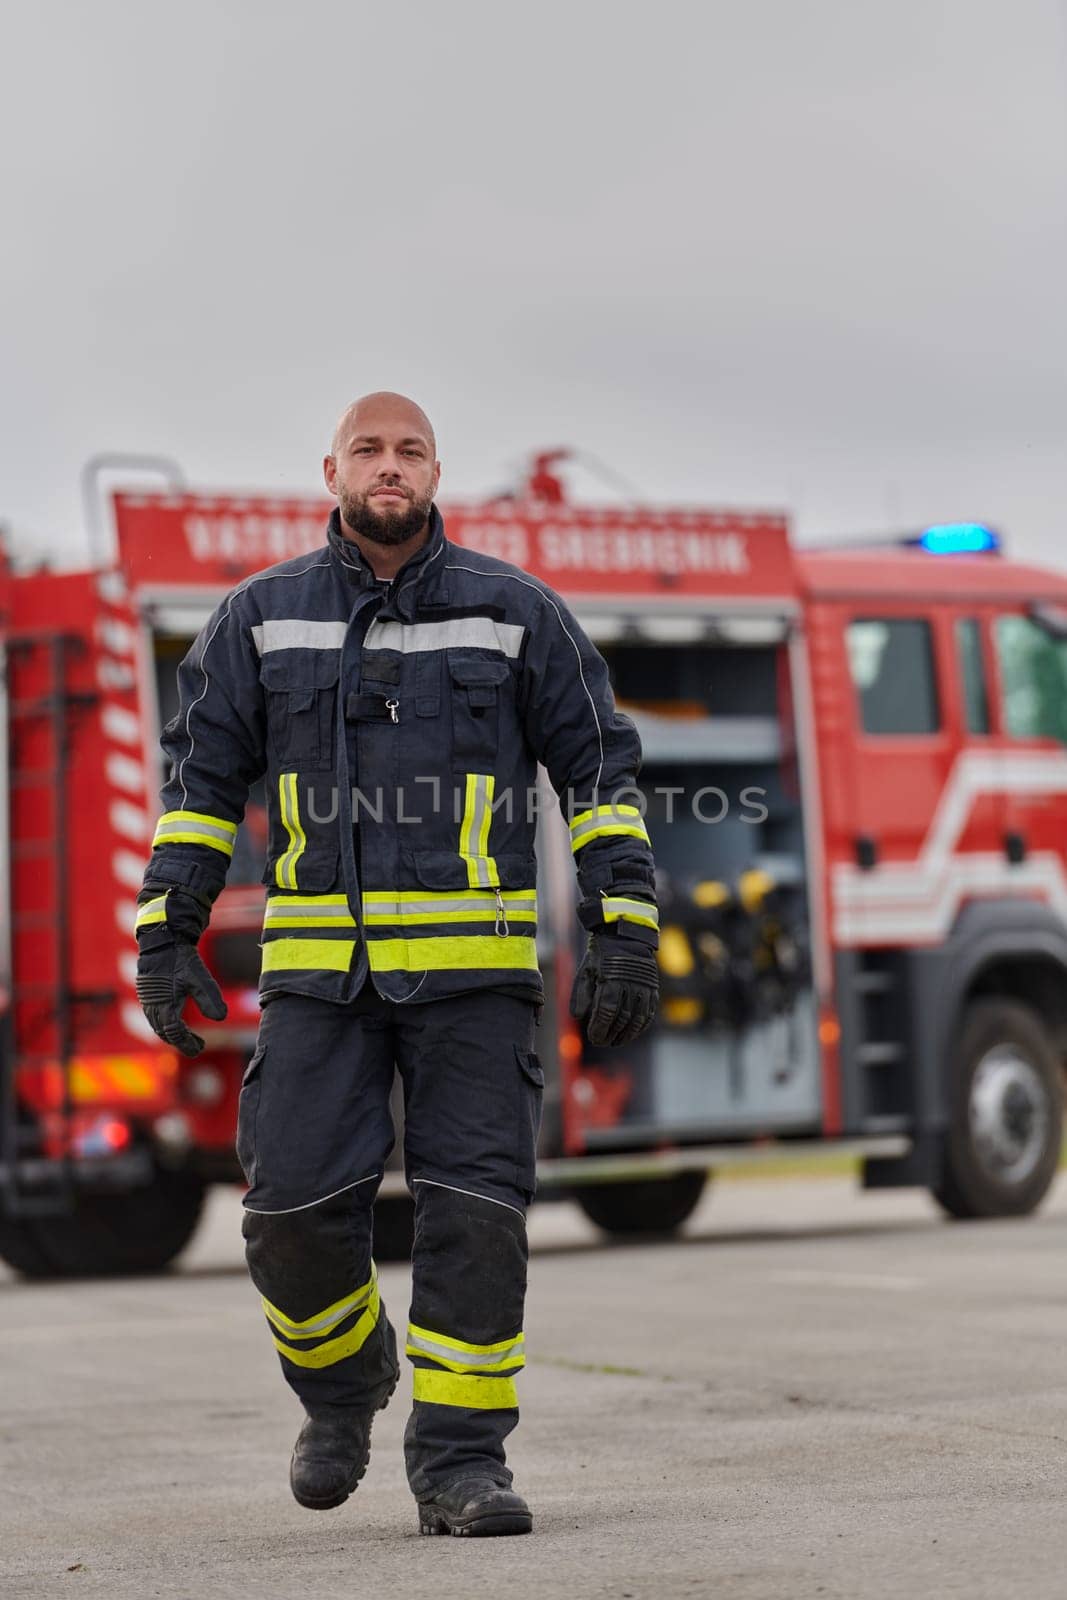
left=330, top=391, right=436, bottom=459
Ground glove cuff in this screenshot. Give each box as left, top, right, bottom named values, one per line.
left=578, top=902, right=659, bottom=949
left=135, top=885, right=211, bottom=948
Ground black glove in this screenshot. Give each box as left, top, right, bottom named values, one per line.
left=570, top=931, right=659, bottom=1047
left=135, top=940, right=227, bottom=1057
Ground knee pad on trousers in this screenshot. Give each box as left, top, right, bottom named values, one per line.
left=410, top=1182, right=528, bottom=1343
left=242, top=1183, right=376, bottom=1320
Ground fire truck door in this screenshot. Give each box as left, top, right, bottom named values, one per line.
left=835, top=605, right=959, bottom=946
left=987, top=604, right=1067, bottom=892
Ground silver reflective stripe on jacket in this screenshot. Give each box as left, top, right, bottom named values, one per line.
left=363, top=617, right=525, bottom=657
left=251, top=619, right=349, bottom=654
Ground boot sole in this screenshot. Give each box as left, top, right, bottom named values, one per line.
left=291, top=1461, right=368, bottom=1511
left=290, top=1368, right=400, bottom=1511
left=418, top=1506, right=533, bottom=1537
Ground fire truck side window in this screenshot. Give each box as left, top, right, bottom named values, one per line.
left=846, top=619, right=940, bottom=736
left=955, top=618, right=990, bottom=735
left=995, top=615, right=1067, bottom=742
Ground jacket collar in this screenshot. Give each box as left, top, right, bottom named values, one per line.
left=327, top=505, right=448, bottom=619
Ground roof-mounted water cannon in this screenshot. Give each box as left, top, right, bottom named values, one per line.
left=523, top=450, right=571, bottom=505
left=492, top=448, right=646, bottom=508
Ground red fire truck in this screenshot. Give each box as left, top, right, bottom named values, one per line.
left=3, top=463, right=1067, bottom=1277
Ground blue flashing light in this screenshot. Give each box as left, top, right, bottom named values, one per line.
left=918, top=523, right=1000, bottom=555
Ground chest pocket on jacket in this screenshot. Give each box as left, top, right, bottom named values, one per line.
left=448, top=657, right=511, bottom=772
left=260, top=654, right=340, bottom=771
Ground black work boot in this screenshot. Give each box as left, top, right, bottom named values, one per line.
left=418, top=1477, right=533, bottom=1537
left=290, top=1378, right=397, bottom=1510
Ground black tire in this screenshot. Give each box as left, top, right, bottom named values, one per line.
left=574, top=1170, right=708, bottom=1237
left=0, top=1216, right=60, bottom=1278
left=0, top=1167, right=206, bottom=1280
left=933, top=999, right=1063, bottom=1220
left=373, top=1193, right=416, bottom=1261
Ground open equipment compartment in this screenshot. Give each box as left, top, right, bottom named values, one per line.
left=568, top=612, right=821, bottom=1145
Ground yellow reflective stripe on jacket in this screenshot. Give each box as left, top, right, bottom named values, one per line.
left=364, top=907, right=537, bottom=926
left=458, top=773, right=500, bottom=889
left=362, top=890, right=537, bottom=926
left=263, top=1268, right=377, bottom=1340
left=275, top=773, right=307, bottom=890
left=367, top=936, right=537, bottom=973
left=260, top=931, right=537, bottom=974
left=412, top=1369, right=519, bottom=1410
left=406, top=1322, right=525, bottom=1373
left=363, top=890, right=537, bottom=908
left=261, top=939, right=356, bottom=973
left=152, top=809, right=237, bottom=857
left=568, top=804, right=650, bottom=854
left=264, top=894, right=356, bottom=929
left=265, top=890, right=536, bottom=925
left=270, top=1281, right=381, bottom=1370
left=601, top=895, right=659, bottom=930
left=263, top=893, right=538, bottom=930
left=134, top=894, right=168, bottom=931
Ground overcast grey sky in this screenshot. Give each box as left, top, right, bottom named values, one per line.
left=2, top=0, right=1066, bottom=566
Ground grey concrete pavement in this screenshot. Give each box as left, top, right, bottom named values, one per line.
left=3, top=1175, right=1067, bottom=1599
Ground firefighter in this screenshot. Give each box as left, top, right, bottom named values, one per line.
left=134, top=393, right=660, bottom=1537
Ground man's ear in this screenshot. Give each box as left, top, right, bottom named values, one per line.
left=323, top=455, right=338, bottom=494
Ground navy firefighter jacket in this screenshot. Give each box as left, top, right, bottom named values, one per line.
left=137, top=506, right=659, bottom=1007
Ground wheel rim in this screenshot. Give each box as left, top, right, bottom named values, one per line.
left=968, top=1045, right=1048, bottom=1186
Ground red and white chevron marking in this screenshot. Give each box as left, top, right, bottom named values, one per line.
left=831, top=750, right=1067, bottom=945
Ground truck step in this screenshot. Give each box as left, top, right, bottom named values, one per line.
left=10, top=771, right=62, bottom=790
left=0, top=1160, right=75, bottom=1218
left=856, top=1041, right=905, bottom=1066
left=853, top=970, right=896, bottom=994
left=10, top=840, right=57, bottom=860
left=2, top=1194, right=74, bottom=1220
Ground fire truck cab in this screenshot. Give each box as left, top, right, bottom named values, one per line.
left=1, top=480, right=1065, bottom=1276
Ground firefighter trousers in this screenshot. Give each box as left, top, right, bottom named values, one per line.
left=236, top=981, right=544, bottom=1498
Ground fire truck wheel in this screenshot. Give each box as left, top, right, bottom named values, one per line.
left=373, top=1194, right=416, bottom=1261
left=934, top=999, right=1063, bottom=1220
left=573, top=1170, right=708, bottom=1237
left=0, top=1217, right=59, bottom=1278
left=0, top=1167, right=207, bottom=1279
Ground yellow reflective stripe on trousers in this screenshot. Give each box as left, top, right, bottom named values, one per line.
left=406, top=1322, right=525, bottom=1373
left=261, top=939, right=355, bottom=973
left=367, top=936, right=537, bottom=973
left=263, top=1267, right=377, bottom=1339
left=275, top=773, right=307, bottom=890
left=458, top=773, right=500, bottom=889
left=271, top=1282, right=381, bottom=1370
left=152, top=809, right=237, bottom=857
left=569, top=804, right=650, bottom=854
left=601, top=895, right=659, bottom=930
left=134, top=895, right=168, bottom=931
left=412, top=1369, right=519, bottom=1410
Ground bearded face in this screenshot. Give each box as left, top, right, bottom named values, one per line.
left=336, top=479, right=435, bottom=546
